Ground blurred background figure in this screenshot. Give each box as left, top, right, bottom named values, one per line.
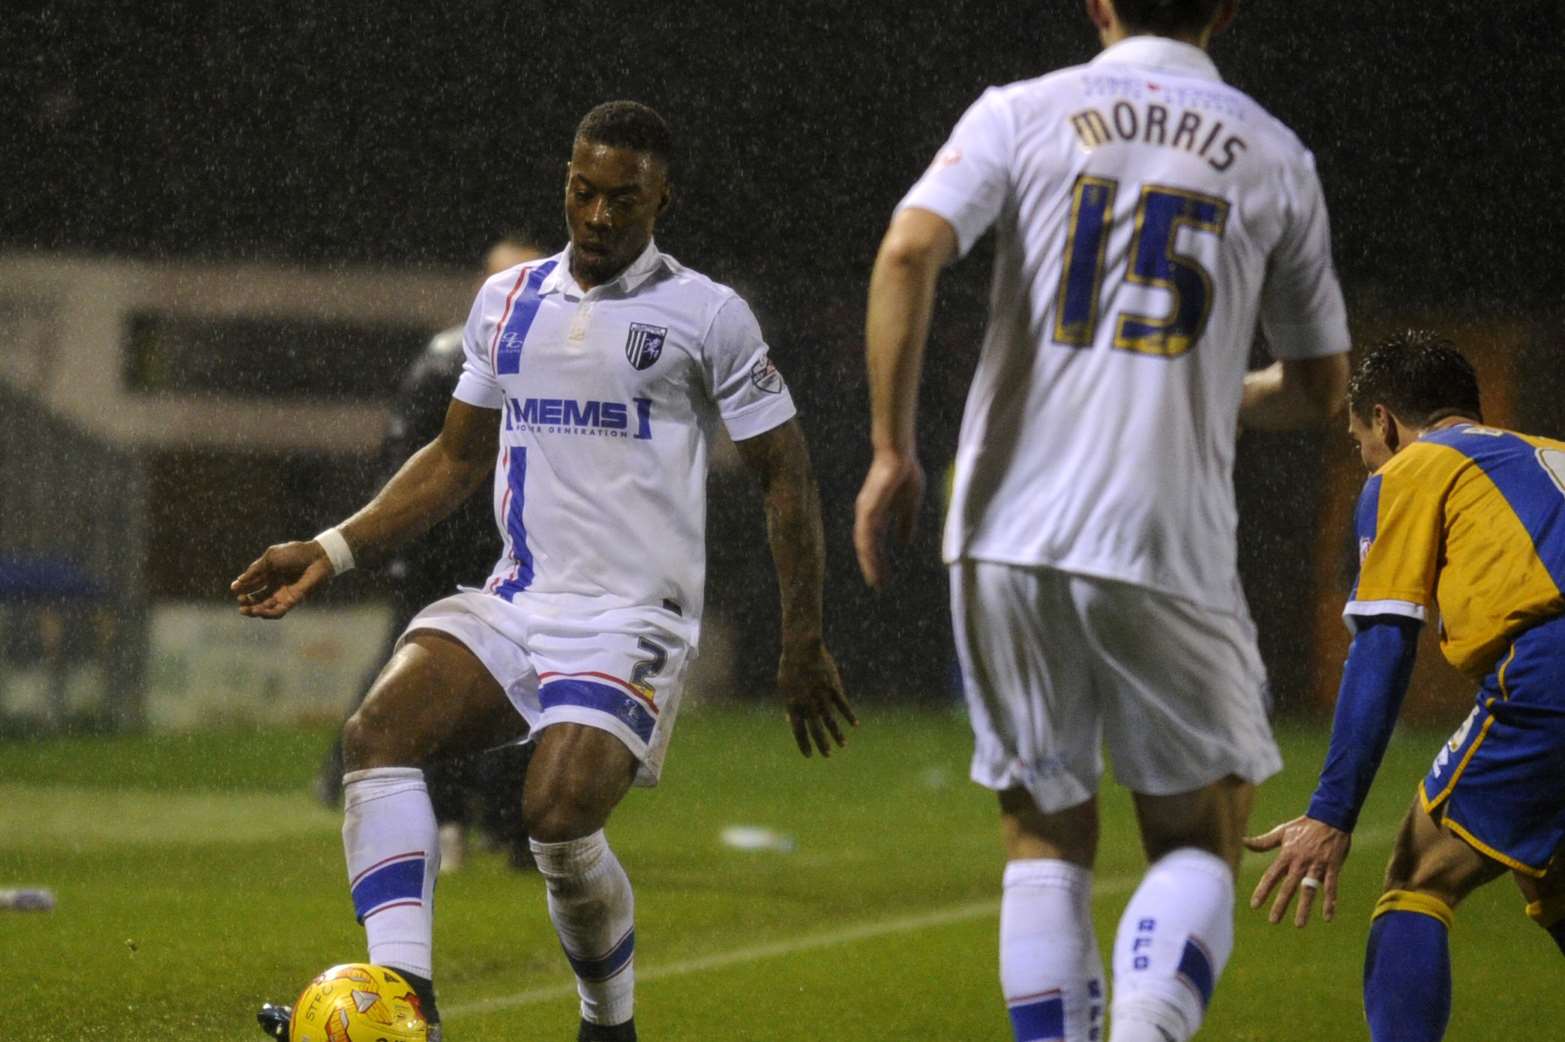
left=315, top=235, right=547, bottom=874
left=0, top=558, right=110, bottom=735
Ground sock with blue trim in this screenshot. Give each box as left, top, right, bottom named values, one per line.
left=1000, top=859, right=1105, bottom=1042
left=342, top=767, right=440, bottom=984
left=1526, top=893, right=1565, bottom=957
left=532, top=831, right=636, bottom=1027
left=1365, top=891, right=1452, bottom=1042
left=1108, top=848, right=1234, bottom=1042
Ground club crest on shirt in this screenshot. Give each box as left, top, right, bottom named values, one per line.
left=750, top=355, right=784, bottom=394
left=624, top=323, right=667, bottom=371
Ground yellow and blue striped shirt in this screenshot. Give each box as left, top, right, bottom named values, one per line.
left=1346, top=423, right=1565, bottom=681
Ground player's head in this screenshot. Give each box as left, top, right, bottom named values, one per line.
left=565, top=100, right=674, bottom=289
left=1346, top=329, right=1483, bottom=470
left=1085, top=0, right=1236, bottom=47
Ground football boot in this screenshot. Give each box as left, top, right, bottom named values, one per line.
left=578, top=1018, right=636, bottom=1041
left=256, top=1002, right=291, bottom=1040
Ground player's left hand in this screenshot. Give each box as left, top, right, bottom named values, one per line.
left=853, top=449, right=925, bottom=590
left=1243, top=814, right=1352, bottom=928
left=778, top=643, right=857, bottom=758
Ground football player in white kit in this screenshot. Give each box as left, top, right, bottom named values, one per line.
left=854, top=3, right=1349, bottom=1041
left=234, top=101, right=856, bottom=1042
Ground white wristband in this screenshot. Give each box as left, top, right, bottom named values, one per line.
left=313, top=527, right=356, bottom=576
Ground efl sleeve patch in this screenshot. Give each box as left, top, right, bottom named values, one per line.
left=701, top=295, right=796, bottom=441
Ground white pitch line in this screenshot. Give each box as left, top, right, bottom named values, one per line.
left=447, top=878, right=1132, bottom=1019
left=448, top=825, right=1394, bottom=1021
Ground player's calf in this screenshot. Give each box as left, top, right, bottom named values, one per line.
left=1001, top=859, right=1104, bottom=1042
left=1109, top=848, right=1234, bottom=1042
left=534, top=830, right=637, bottom=1032
left=1363, top=890, right=1452, bottom=1042
left=341, top=767, right=443, bottom=1028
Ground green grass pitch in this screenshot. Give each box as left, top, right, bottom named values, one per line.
left=3, top=703, right=1561, bottom=1040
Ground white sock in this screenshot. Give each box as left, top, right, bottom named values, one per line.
left=531, top=831, right=636, bottom=1026
left=342, top=767, right=439, bottom=979
left=1001, top=859, right=1105, bottom=1042
left=1109, top=848, right=1234, bottom=1042
left=1109, top=1022, right=1176, bottom=1042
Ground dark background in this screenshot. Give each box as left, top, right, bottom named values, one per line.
left=6, top=2, right=1558, bottom=294
left=4, top=0, right=1561, bottom=705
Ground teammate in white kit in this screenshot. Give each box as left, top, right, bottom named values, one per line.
left=854, top=3, right=1349, bottom=1040
left=233, top=101, right=855, bottom=1042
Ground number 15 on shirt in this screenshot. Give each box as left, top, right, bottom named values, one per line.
left=1054, top=175, right=1229, bottom=359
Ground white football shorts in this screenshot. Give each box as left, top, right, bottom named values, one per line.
left=950, top=561, right=1282, bottom=813
left=399, top=590, right=695, bottom=787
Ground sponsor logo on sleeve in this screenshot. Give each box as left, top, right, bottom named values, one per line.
left=625, top=323, right=667, bottom=371
left=750, top=355, right=784, bottom=394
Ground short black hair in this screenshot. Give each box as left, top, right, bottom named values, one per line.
left=1347, top=329, right=1483, bottom=427
left=1113, top=0, right=1224, bottom=36
left=575, top=100, right=674, bottom=172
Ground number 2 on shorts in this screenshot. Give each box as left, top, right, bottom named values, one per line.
left=630, top=637, right=668, bottom=692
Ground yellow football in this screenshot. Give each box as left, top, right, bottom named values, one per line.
left=289, top=963, right=428, bottom=1042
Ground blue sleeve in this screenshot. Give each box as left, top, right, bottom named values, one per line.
left=1305, top=615, right=1420, bottom=832
left=1344, top=474, right=1381, bottom=606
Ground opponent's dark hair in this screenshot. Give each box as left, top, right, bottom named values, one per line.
left=575, top=100, right=674, bottom=172
left=1347, top=329, right=1483, bottom=427
left=1113, top=0, right=1224, bottom=36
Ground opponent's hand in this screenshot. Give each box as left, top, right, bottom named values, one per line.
left=229, top=539, right=336, bottom=619
left=778, top=643, right=857, bottom=758
left=853, top=450, right=925, bottom=590
left=1243, top=814, right=1352, bottom=927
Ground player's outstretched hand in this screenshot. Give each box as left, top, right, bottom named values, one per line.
left=1243, top=814, right=1352, bottom=928
left=229, top=539, right=336, bottom=620
left=853, top=450, right=925, bottom=590
left=778, top=643, right=857, bottom=759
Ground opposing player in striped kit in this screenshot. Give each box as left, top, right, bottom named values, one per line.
left=233, top=101, right=855, bottom=1042
left=1247, top=332, right=1565, bottom=1042
left=853, top=1, right=1350, bottom=1039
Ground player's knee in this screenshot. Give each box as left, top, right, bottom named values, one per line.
left=1379, top=860, right=1418, bottom=895
left=1373, top=889, right=1455, bottom=930
left=1134, top=780, right=1250, bottom=871
left=340, top=701, right=405, bottom=772
left=1141, top=824, right=1241, bottom=874
left=525, top=779, right=609, bottom=844
left=526, top=803, right=600, bottom=844
left=1379, top=851, right=1470, bottom=909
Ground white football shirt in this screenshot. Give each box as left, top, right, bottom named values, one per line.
left=900, top=35, right=1350, bottom=611
left=452, top=240, right=796, bottom=623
